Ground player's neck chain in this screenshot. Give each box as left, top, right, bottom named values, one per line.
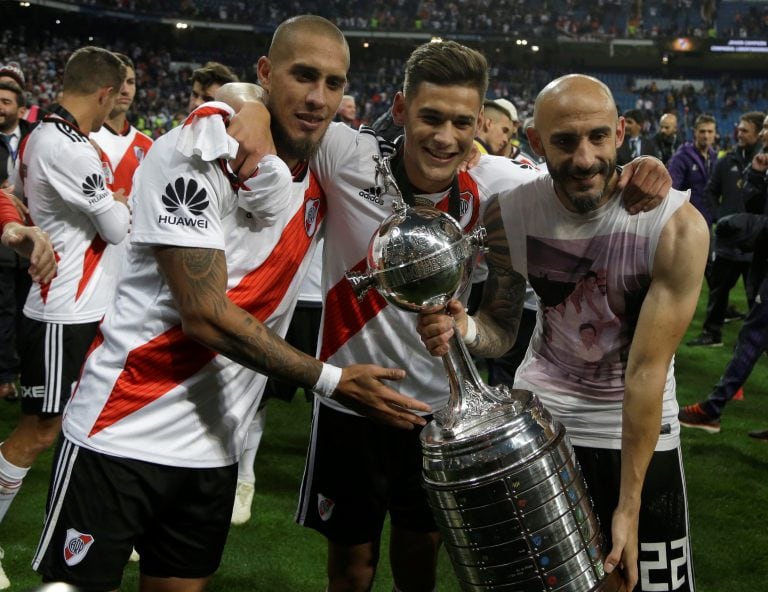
left=389, top=141, right=462, bottom=222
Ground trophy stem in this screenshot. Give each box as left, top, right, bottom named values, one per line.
left=435, top=319, right=508, bottom=437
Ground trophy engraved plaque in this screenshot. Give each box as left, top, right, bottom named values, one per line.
left=346, top=155, right=624, bottom=592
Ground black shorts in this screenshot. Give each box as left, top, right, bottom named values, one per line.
left=574, top=445, right=695, bottom=592
left=263, top=305, right=321, bottom=403
left=34, top=438, right=238, bottom=590
left=296, top=401, right=436, bottom=545
left=18, top=317, right=98, bottom=415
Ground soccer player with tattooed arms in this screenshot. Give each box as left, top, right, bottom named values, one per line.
left=225, top=20, right=674, bottom=592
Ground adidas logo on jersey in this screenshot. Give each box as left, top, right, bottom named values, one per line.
left=82, top=173, right=110, bottom=206
left=63, top=528, right=95, bottom=566
left=358, top=185, right=385, bottom=206
left=158, top=177, right=210, bottom=229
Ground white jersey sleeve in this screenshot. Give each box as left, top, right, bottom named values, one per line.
left=48, top=141, right=119, bottom=217
left=130, top=128, right=232, bottom=250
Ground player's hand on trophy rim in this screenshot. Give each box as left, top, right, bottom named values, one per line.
left=334, top=364, right=431, bottom=429
left=618, top=156, right=671, bottom=215
left=604, top=508, right=639, bottom=592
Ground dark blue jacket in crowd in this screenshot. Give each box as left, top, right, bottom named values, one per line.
left=668, top=141, right=718, bottom=226
left=705, top=143, right=764, bottom=260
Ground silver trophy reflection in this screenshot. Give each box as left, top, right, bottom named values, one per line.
left=346, top=154, right=624, bottom=592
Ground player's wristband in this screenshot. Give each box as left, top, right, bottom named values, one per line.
left=462, top=316, right=478, bottom=345
left=312, top=363, right=343, bottom=399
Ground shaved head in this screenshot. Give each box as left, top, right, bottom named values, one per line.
left=269, top=15, right=350, bottom=67
left=533, top=74, right=617, bottom=130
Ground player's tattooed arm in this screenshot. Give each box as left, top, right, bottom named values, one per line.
left=470, top=195, right=526, bottom=358
left=155, top=245, right=431, bottom=428
left=416, top=196, right=525, bottom=359
left=154, top=245, right=323, bottom=388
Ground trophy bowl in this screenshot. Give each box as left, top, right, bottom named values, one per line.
left=347, top=205, right=485, bottom=313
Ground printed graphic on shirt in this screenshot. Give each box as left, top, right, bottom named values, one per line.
left=526, top=232, right=649, bottom=398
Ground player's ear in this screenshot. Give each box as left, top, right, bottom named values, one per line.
left=392, top=92, right=407, bottom=126
left=615, top=116, right=626, bottom=148
left=256, top=57, right=272, bottom=91
left=527, top=126, right=545, bottom=157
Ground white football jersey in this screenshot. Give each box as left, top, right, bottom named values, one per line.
left=498, top=173, right=688, bottom=450
left=91, top=121, right=153, bottom=195
left=311, top=123, right=542, bottom=414
left=62, top=125, right=325, bottom=468
left=17, top=112, right=128, bottom=323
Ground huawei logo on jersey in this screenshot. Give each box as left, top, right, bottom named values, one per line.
left=82, top=173, right=109, bottom=206
left=163, top=178, right=209, bottom=215
left=158, top=177, right=210, bottom=229
left=304, top=198, right=320, bottom=237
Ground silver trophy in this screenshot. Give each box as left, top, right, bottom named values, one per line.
left=345, top=155, right=624, bottom=592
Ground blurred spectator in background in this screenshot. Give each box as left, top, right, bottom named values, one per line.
left=653, top=112, right=681, bottom=165
left=492, top=98, right=521, bottom=158
left=0, top=63, right=34, bottom=403
left=336, top=94, right=359, bottom=128
left=474, top=99, right=515, bottom=156
left=617, top=108, right=658, bottom=165
left=90, top=53, right=153, bottom=197
left=687, top=111, right=765, bottom=347
left=187, top=60, right=238, bottom=112
left=668, top=113, right=719, bottom=226
left=679, top=146, right=768, bottom=437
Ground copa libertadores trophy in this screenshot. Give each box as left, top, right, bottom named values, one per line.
left=345, top=154, right=624, bottom=592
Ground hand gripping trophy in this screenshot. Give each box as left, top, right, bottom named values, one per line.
left=346, top=155, right=624, bottom=592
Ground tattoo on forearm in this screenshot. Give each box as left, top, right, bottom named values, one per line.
left=157, top=247, right=322, bottom=388
left=469, top=195, right=526, bottom=357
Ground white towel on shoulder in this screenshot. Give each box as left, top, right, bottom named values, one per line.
left=176, top=101, right=239, bottom=161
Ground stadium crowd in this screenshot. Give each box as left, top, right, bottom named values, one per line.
left=52, top=0, right=768, bottom=39
left=3, top=28, right=768, bottom=143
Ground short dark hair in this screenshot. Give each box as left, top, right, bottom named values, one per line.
left=623, top=108, right=645, bottom=124
left=694, top=113, right=717, bottom=129
left=0, top=81, right=23, bottom=107
left=740, top=111, right=766, bottom=134
left=63, top=46, right=125, bottom=95
left=191, top=61, right=238, bottom=88
left=403, top=41, right=488, bottom=100
left=113, top=52, right=135, bottom=71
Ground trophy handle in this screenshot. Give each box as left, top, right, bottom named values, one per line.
left=345, top=271, right=377, bottom=299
